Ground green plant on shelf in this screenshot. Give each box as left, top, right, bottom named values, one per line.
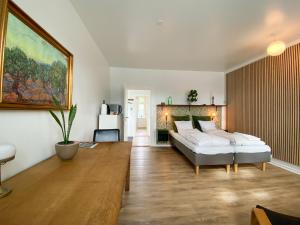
left=187, top=90, right=198, bottom=104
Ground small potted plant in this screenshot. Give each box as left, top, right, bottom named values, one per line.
left=187, top=90, right=198, bottom=104
left=49, top=97, right=78, bottom=160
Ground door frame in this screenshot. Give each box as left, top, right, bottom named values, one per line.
left=123, top=87, right=129, bottom=141
left=123, top=89, right=151, bottom=141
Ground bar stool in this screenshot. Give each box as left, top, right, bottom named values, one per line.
left=0, top=144, right=16, bottom=198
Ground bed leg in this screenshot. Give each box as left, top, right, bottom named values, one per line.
left=226, top=164, right=230, bottom=174
left=234, top=163, right=238, bottom=173
left=262, top=162, right=266, bottom=172
left=195, top=165, right=199, bottom=175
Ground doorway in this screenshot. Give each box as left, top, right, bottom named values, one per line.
left=124, top=90, right=151, bottom=146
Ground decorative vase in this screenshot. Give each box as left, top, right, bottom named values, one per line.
left=167, top=96, right=172, bottom=105
left=55, top=141, right=79, bottom=160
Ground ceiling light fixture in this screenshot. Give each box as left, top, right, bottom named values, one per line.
left=156, top=19, right=164, bottom=26
left=267, top=41, right=286, bottom=56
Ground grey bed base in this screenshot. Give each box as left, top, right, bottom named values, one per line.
left=234, top=152, right=271, bottom=164
left=233, top=152, right=271, bottom=172
left=169, top=134, right=271, bottom=174
left=169, top=134, right=233, bottom=174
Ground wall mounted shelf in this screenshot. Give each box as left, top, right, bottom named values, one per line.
left=156, top=104, right=226, bottom=107
left=157, top=104, right=226, bottom=111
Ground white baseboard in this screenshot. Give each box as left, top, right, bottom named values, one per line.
left=151, top=144, right=171, bottom=147
left=270, top=158, right=300, bottom=175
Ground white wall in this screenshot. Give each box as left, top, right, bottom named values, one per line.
left=110, top=67, right=225, bottom=145
left=0, top=0, right=110, bottom=180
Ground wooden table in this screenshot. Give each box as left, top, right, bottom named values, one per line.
left=0, top=142, right=131, bottom=225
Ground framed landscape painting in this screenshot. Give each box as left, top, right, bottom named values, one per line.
left=0, top=0, right=73, bottom=109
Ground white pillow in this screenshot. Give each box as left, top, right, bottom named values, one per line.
left=177, top=129, right=195, bottom=135
left=174, top=121, right=193, bottom=132
left=198, top=120, right=216, bottom=132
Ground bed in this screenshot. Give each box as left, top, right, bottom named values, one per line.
left=169, top=130, right=234, bottom=174
left=198, top=121, right=271, bottom=172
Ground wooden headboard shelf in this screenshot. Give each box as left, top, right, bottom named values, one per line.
left=156, top=104, right=224, bottom=130
left=156, top=104, right=226, bottom=107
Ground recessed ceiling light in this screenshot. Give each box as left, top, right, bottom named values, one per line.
left=156, top=19, right=164, bottom=26
left=267, top=41, right=286, bottom=56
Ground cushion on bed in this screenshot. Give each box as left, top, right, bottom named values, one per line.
left=174, top=121, right=193, bottom=134
left=198, top=121, right=217, bottom=132
left=172, top=115, right=190, bottom=132
left=192, top=115, right=211, bottom=131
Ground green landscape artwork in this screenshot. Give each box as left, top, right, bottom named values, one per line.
left=2, top=12, right=69, bottom=106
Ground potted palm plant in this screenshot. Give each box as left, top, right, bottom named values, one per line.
left=49, top=97, right=78, bottom=160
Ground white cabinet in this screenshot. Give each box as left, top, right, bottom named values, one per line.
left=98, top=115, right=122, bottom=130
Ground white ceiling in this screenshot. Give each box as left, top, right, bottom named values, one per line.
left=71, top=0, right=300, bottom=71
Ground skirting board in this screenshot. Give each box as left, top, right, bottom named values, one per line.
left=151, top=144, right=171, bottom=147
left=270, top=158, right=300, bottom=175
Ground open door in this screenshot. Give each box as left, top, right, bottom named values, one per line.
left=123, top=87, right=129, bottom=141
left=124, top=90, right=151, bottom=146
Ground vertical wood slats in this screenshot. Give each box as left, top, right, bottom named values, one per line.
left=226, top=43, right=300, bottom=166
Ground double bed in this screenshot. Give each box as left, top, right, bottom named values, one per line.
left=169, top=130, right=234, bottom=174
left=169, top=119, right=271, bottom=174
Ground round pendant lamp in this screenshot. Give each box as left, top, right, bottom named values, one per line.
left=267, top=41, right=286, bottom=56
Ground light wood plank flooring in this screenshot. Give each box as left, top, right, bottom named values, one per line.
left=133, top=129, right=150, bottom=147
left=119, top=147, right=300, bottom=225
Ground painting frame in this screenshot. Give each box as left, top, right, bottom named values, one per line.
left=0, top=0, right=73, bottom=110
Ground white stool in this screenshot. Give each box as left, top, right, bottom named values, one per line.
left=0, top=144, right=16, bottom=198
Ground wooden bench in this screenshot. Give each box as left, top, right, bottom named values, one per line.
left=0, top=142, right=131, bottom=225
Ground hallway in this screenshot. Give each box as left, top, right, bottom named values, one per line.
left=132, top=129, right=150, bottom=147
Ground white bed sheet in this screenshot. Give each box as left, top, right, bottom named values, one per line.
left=169, top=130, right=234, bottom=155
left=178, top=129, right=230, bottom=146
left=206, top=129, right=266, bottom=146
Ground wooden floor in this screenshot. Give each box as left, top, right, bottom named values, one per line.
left=118, top=147, right=300, bottom=225
left=132, top=129, right=150, bottom=147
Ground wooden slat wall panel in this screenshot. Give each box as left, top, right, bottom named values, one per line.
left=226, top=43, right=300, bottom=166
